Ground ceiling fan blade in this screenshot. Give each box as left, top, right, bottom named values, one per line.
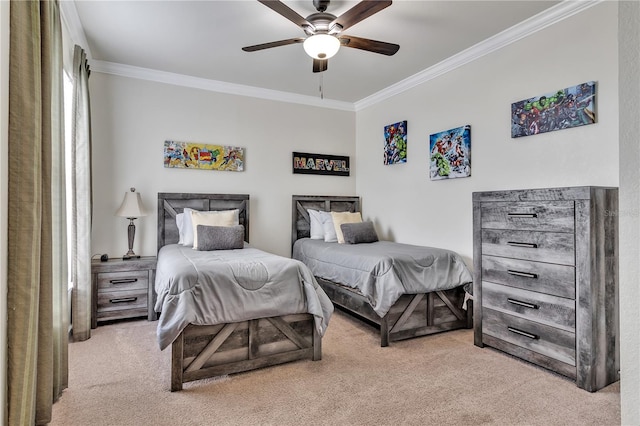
left=339, top=35, right=399, bottom=56
left=330, top=0, right=392, bottom=32
left=258, top=0, right=311, bottom=28
left=313, top=58, right=328, bottom=73
left=242, top=38, right=305, bottom=52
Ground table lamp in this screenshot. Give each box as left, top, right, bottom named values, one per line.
left=115, top=187, right=147, bottom=260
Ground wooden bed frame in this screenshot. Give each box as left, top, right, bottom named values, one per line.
left=291, top=195, right=472, bottom=347
left=158, top=193, right=321, bottom=391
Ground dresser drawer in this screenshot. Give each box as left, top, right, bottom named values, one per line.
left=96, top=289, right=148, bottom=316
left=481, top=229, right=575, bottom=265
left=482, top=281, right=575, bottom=331
left=481, top=255, right=575, bottom=299
left=482, top=308, right=576, bottom=366
left=481, top=201, right=574, bottom=232
left=97, top=270, right=149, bottom=293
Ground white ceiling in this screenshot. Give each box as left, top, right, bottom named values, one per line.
left=66, top=0, right=564, bottom=106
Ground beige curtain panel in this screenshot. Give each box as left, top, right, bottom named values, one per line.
left=70, top=44, right=92, bottom=342
left=7, top=1, right=68, bottom=424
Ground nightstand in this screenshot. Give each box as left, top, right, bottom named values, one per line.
left=91, top=256, right=157, bottom=328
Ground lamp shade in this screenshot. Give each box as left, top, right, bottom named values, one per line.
left=303, top=34, right=340, bottom=59
left=115, top=188, right=147, bottom=218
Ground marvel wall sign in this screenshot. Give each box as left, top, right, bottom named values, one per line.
left=292, top=152, right=350, bottom=176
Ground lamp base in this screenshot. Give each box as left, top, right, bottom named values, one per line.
left=123, top=218, right=139, bottom=261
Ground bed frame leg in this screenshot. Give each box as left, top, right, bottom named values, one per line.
left=466, top=300, right=473, bottom=329
left=380, top=316, right=390, bottom=347
left=312, top=326, right=322, bottom=361
left=171, top=332, right=184, bottom=392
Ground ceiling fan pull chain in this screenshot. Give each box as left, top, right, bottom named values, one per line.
left=319, top=73, right=324, bottom=99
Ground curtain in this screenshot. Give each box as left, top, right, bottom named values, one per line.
left=70, top=44, right=92, bottom=341
left=7, top=1, right=68, bottom=424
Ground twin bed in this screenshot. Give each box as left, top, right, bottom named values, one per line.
left=155, top=192, right=472, bottom=391
left=155, top=193, right=332, bottom=391
left=291, top=195, right=473, bottom=347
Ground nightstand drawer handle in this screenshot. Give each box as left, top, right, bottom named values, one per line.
left=507, top=213, right=537, bottom=218
left=110, top=278, right=138, bottom=285
left=507, top=270, right=538, bottom=279
left=508, top=326, right=539, bottom=340
left=507, top=241, right=538, bottom=249
left=507, top=298, right=539, bottom=310
left=110, top=297, right=138, bottom=304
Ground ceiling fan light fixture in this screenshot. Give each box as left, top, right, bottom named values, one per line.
left=303, top=34, right=340, bottom=59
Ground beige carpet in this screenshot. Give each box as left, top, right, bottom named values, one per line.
left=51, top=310, right=620, bottom=426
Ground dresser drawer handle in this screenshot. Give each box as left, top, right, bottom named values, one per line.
left=507, top=241, right=538, bottom=249
left=110, top=278, right=138, bottom=285
left=110, top=297, right=138, bottom=304
left=507, top=270, right=538, bottom=279
left=508, top=327, right=539, bottom=340
left=507, top=298, right=539, bottom=310
left=507, top=213, right=538, bottom=218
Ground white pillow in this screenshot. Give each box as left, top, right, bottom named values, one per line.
left=319, top=210, right=337, bottom=243
left=180, top=208, right=239, bottom=246
left=331, top=211, right=363, bottom=244
left=307, top=209, right=325, bottom=240
left=176, top=213, right=185, bottom=244
left=191, top=210, right=238, bottom=249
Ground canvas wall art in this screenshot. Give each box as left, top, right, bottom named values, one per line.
left=511, top=81, right=596, bottom=138
left=384, top=120, right=407, bottom=165
left=164, top=141, right=244, bottom=171
left=429, top=125, right=471, bottom=181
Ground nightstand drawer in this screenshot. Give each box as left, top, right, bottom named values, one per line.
left=482, top=307, right=576, bottom=366
left=481, top=201, right=574, bottom=232
left=96, top=289, right=148, bottom=316
left=481, top=255, right=575, bottom=299
left=482, top=281, right=575, bottom=331
left=97, top=270, right=148, bottom=292
left=481, top=229, right=575, bottom=265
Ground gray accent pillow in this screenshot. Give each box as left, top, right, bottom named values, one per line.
left=340, top=221, right=379, bottom=244
left=196, top=225, right=244, bottom=251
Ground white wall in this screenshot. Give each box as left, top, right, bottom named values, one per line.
left=0, top=1, right=9, bottom=424
left=618, top=1, right=640, bottom=423
left=89, top=74, right=355, bottom=258
left=355, top=2, right=619, bottom=265
left=357, top=2, right=638, bottom=423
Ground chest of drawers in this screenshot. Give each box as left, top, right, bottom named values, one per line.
left=91, top=256, right=157, bottom=328
left=472, top=186, right=619, bottom=392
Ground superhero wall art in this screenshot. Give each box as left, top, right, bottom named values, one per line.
left=384, top=120, right=407, bottom=165
left=429, top=125, right=471, bottom=181
left=511, top=81, right=596, bottom=138
left=164, top=140, right=244, bottom=171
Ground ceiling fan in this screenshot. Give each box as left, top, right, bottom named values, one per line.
left=242, top=0, right=400, bottom=73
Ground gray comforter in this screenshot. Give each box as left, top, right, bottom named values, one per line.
left=155, top=244, right=333, bottom=350
left=293, top=239, right=472, bottom=318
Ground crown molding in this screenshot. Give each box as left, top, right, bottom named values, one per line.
left=61, top=0, right=599, bottom=112
left=90, top=60, right=355, bottom=112
left=354, top=0, right=602, bottom=111
left=59, top=0, right=92, bottom=58
left=60, top=0, right=352, bottom=110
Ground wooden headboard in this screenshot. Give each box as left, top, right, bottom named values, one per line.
left=157, top=193, right=250, bottom=252
left=291, top=195, right=360, bottom=250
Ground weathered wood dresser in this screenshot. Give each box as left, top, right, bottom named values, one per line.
left=472, top=186, right=618, bottom=392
